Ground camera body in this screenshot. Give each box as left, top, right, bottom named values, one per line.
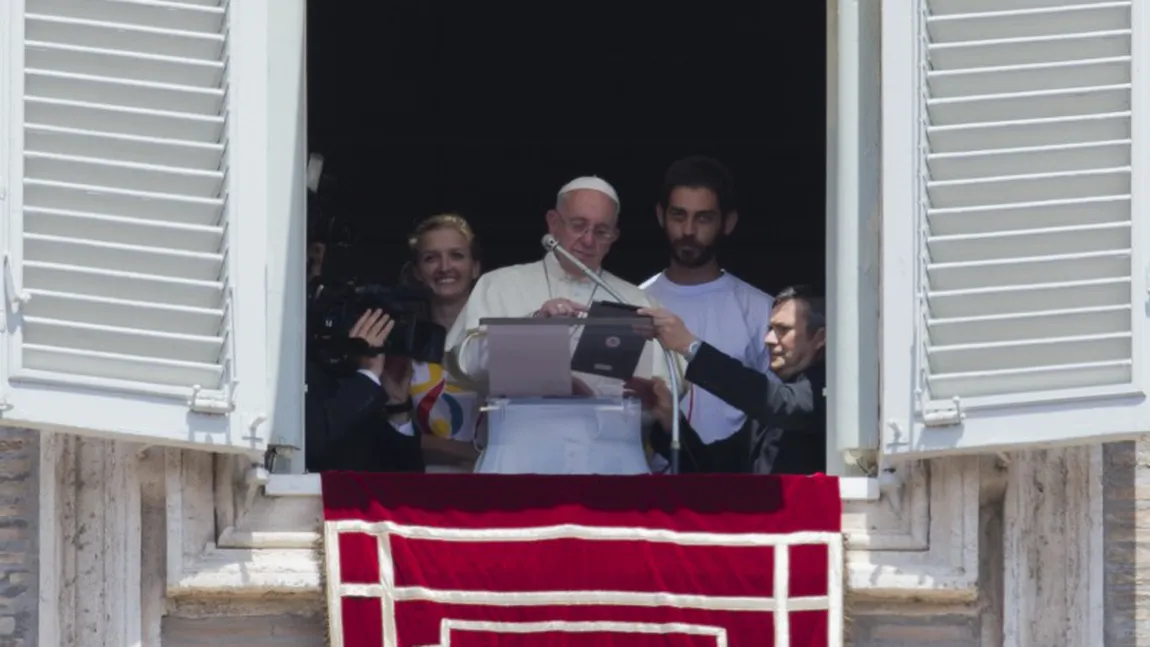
left=308, top=280, right=447, bottom=374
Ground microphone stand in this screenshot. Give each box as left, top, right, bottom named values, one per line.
left=542, top=240, right=683, bottom=475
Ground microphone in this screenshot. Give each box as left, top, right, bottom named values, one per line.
left=540, top=234, right=685, bottom=475
left=541, top=234, right=626, bottom=301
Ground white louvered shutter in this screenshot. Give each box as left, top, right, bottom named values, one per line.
left=0, top=0, right=273, bottom=453
left=880, top=0, right=1150, bottom=457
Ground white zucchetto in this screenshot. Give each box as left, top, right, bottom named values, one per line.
left=557, top=176, right=620, bottom=208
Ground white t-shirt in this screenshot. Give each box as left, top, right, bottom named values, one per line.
left=641, top=271, right=775, bottom=444
left=409, top=360, right=481, bottom=443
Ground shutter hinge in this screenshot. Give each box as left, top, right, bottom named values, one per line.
left=922, top=395, right=965, bottom=428
left=3, top=254, right=30, bottom=311
left=187, top=383, right=236, bottom=415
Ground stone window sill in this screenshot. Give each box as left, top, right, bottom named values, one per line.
left=170, top=464, right=981, bottom=604
left=263, top=473, right=882, bottom=501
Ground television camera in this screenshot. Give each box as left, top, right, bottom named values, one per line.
left=308, top=280, right=447, bottom=373
left=303, top=151, right=447, bottom=373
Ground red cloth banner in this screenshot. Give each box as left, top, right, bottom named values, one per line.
left=321, top=473, right=843, bottom=647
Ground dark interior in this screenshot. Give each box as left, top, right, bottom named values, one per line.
left=306, top=0, right=826, bottom=293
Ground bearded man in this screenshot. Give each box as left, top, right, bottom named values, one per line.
left=640, top=156, right=777, bottom=467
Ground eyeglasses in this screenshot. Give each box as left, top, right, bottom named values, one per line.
left=557, top=212, right=618, bottom=243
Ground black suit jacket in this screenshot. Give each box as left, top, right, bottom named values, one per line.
left=304, top=363, right=424, bottom=473
left=655, top=342, right=826, bottom=475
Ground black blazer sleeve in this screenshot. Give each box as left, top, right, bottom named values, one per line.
left=649, top=408, right=751, bottom=473
left=685, top=342, right=817, bottom=430
left=385, top=414, right=426, bottom=473
left=305, top=369, right=384, bottom=470
left=649, top=416, right=716, bottom=473
left=681, top=417, right=751, bottom=473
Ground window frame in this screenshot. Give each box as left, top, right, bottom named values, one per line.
left=825, top=0, right=882, bottom=473
left=266, top=0, right=883, bottom=498
left=262, top=0, right=309, bottom=464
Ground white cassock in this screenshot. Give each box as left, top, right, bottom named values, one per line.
left=445, top=251, right=686, bottom=475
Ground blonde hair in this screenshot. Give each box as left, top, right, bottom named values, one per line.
left=400, top=213, right=482, bottom=290
left=407, top=213, right=477, bottom=253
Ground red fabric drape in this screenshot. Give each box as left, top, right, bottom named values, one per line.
left=322, top=473, right=842, bottom=647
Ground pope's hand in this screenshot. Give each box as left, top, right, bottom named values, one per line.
left=535, top=298, right=587, bottom=318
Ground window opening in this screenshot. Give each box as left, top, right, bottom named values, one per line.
left=293, top=0, right=828, bottom=476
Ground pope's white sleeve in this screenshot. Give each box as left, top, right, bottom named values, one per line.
left=452, top=334, right=489, bottom=384
left=445, top=274, right=494, bottom=390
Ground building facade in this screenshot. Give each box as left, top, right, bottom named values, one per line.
left=2, top=0, right=1147, bottom=645
left=15, top=431, right=1139, bottom=646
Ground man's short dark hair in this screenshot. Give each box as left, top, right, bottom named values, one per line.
left=659, top=156, right=737, bottom=216
left=774, top=284, right=826, bottom=335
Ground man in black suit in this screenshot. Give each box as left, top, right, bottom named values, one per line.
left=635, top=285, right=826, bottom=475
left=305, top=309, right=424, bottom=473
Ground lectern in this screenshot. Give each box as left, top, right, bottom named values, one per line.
left=475, top=316, right=655, bottom=475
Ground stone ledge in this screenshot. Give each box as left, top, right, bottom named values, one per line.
left=168, top=546, right=321, bottom=597
left=170, top=543, right=975, bottom=603
left=265, top=473, right=883, bottom=502
left=176, top=463, right=976, bottom=602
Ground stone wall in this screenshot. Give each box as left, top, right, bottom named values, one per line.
left=1104, top=441, right=1145, bottom=645
left=847, top=439, right=1150, bottom=647
left=162, top=613, right=325, bottom=647
left=0, top=428, right=37, bottom=647
left=160, top=610, right=985, bottom=647
left=850, top=612, right=981, bottom=647
left=24, top=435, right=1150, bottom=647
left=159, top=607, right=987, bottom=647
left=844, top=462, right=1002, bottom=647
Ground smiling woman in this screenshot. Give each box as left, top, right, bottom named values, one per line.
left=402, top=214, right=485, bottom=471
left=403, top=214, right=481, bottom=309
